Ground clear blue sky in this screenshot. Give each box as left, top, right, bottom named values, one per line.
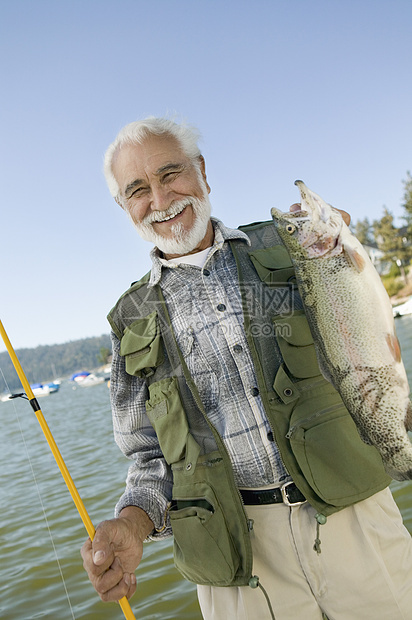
left=1, top=0, right=411, bottom=352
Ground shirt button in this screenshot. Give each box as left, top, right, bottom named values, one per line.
left=283, top=388, right=293, bottom=397
left=267, top=431, right=274, bottom=442
left=233, top=344, right=243, bottom=353
left=251, top=387, right=259, bottom=397
left=203, top=269, right=210, bottom=276
left=217, top=304, right=226, bottom=312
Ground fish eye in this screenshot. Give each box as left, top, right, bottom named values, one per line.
left=286, top=223, right=296, bottom=234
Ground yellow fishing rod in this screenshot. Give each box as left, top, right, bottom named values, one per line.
left=0, top=320, right=136, bottom=620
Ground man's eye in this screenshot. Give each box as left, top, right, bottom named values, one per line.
left=163, top=171, right=180, bottom=182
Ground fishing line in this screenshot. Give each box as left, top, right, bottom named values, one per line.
left=0, top=321, right=136, bottom=620
left=0, top=367, right=76, bottom=620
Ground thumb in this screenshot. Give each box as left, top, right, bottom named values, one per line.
left=93, top=548, right=106, bottom=565
left=91, top=521, right=116, bottom=566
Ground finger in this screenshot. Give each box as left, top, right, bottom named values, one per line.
left=81, top=537, right=100, bottom=576
left=102, top=572, right=137, bottom=603
left=96, top=558, right=136, bottom=602
left=91, top=521, right=116, bottom=571
left=289, top=202, right=351, bottom=226
left=123, top=572, right=137, bottom=600
left=338, top=208, right=351, bottom=226
left=80, top=537, right=92, bottom=564
left=98, top=555, right=125, bottom=590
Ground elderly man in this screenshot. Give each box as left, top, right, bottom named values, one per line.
left=81, top=117, right=412, bottom=619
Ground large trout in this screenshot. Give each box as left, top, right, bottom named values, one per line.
left=271, top=180, right=412, bottom=481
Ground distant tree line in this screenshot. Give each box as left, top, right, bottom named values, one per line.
left=0, top=334, right=112, bottom=393
left=352, top=172, right=412, bottom=269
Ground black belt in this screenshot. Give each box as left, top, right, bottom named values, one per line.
left=240, top=482, right=306, bottom=507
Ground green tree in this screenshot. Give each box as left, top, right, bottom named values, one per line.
left=98, top=347, right=111, bottom=365
left=374, top=208, right=410, bottom=283
left=402, top=171, right=412, bottom=240
left=353, top=217, right=374, bottom=245
left=0, top=334, right=112, bottom=392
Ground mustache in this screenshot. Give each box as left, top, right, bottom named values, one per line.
left=143, top=198, right=192, bottom=225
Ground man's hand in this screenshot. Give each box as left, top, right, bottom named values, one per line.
left=80, top=506, right=154, bottom=602
left=289, top=203, right=351, bottom=226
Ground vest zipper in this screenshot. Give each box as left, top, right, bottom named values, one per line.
left=155, top=285, right=254, bottom=578
left=285, top=402, right=345, bottom=439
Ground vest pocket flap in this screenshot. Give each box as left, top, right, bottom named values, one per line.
left=250, top=245, right=292, bottom=269
left=274, top=311, right=313, bottom=346
left=273, top=312, right=320, bottom=379
left=120, top=311, right=164, bottom=377
left=249, top=246, right=295, bottom=285
left=146, top=377, right=191, bottom=464
left=273, top=364, right=300, bottom=403
left=120, top=311, right=158, bottom=353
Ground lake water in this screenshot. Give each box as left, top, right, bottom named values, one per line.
left=1, top=317, right=412, bottom=619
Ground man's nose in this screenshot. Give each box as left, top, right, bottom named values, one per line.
left=150, top=184, right=175, bottom=211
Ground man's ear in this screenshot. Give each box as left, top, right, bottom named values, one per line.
left=114, top=195, right=125, bottom=209
left=199, top=155, right=211, bottom=194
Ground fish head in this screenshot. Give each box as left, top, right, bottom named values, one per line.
left=271, top=180, right=344, bottom=260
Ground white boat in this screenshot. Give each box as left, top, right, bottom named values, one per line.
left=393, top=296, right=412, bottom=318
left=70, top=372, right=105, bottom=387
left=30, top=382, right=61, bottom=397
left=78, top=373, right=105, bottom=387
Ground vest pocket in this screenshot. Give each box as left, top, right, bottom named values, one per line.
left=248, top=245, right=296, bottom=285
left=287, top=401, right=389, bottom=506
left=169, top=479, right=240, bottom=585
left=120, top=311, right=164, bottom=378
left=273, top=311, right=321, bottom=378
left=146, top=377, right=192, bottom=465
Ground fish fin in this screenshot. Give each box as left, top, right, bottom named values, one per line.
left=344, top=244, right=366, bottom=272
left=406, top=401, right=412, bottom=432
left=386, top=333, right=402, bottom=363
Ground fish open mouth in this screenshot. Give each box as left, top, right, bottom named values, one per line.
left=271, top=206, right=309, bottom=220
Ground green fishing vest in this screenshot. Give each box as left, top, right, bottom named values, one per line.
left=108, top=220, right=390, bottom=588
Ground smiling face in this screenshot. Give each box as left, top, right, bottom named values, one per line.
left=111, top=134, right=213, bottom=258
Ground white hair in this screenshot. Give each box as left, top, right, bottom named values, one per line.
left=103, top=116, right=202, bottom=203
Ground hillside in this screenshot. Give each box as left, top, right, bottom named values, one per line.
left=0, top=334, right=112, bottom=393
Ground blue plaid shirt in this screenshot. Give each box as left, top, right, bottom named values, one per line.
left=110, top=218, right=290, bottom=534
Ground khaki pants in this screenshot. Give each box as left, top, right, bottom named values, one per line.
left=197, top=488, right=412, bottom=619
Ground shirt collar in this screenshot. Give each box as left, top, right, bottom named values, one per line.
left=148, top=217, right=251, bottom=287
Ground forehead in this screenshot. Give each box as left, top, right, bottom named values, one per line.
left=112, top=134, right=188, bottom=188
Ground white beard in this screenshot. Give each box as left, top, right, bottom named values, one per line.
left=129, top=193, right=212, bottom=256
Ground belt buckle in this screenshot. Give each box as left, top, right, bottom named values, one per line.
left=281, top=481, right=306, bottom=507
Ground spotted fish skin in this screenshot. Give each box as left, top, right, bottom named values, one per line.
left=271, top=180, right=412, bottom=481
